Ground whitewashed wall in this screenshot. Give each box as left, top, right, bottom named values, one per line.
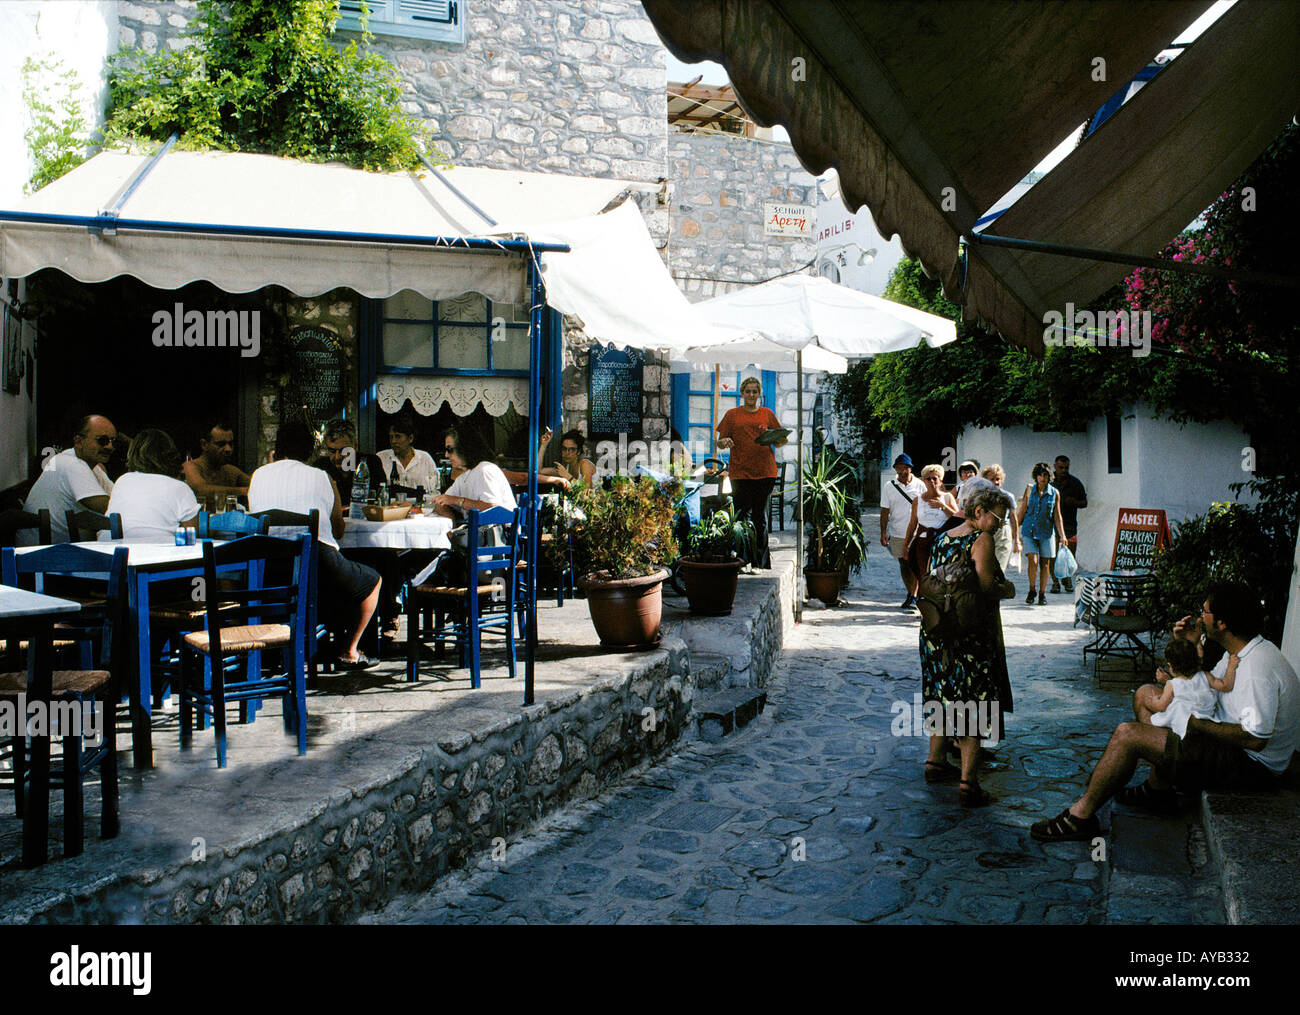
left=0, top=0, right=118, bottom=491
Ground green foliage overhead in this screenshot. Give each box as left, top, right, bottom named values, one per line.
left=23, top=56, right=91, bottom=192
left=103, top=0, right=427, bottom=171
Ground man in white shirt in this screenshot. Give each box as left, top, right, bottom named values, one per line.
left=20, top=414, right=118, bottom=544
left=248, top=422, right=382, bottom=670
left=375, top=417, right=440, bottom=495
left=879, top=453, right=926, bottom=610
left=1032, top=581, right=1299, bottom=841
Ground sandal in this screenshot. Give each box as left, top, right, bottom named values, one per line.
left=1115, top=781, right=1179, bottom=812
left=1030, top=807, right=1099, bottom=842
left=925, top=760, right=959, bottom=784
left=958, top=779, right=993, bottom=808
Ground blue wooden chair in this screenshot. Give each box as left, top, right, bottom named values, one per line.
left=1, top=543, right=127, bottom=858
left=178, top=534, right=312, bottom=768
left=197, top=509, right=266, bottom=540
left=0, top=508, right=52, bottom=547
left=248, top=509, right=324, bottom=681
left=64, top=510, right=123, bottom=542
left=404, top=504, right=521, bottom=688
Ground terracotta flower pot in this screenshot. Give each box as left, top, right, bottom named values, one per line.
left=679, top=557, right=745, bottom=616
left=578, top=569, right=668, bottom=648
left=805, top=570, right=841, bottom=606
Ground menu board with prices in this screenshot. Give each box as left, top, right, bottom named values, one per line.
left=287, top=326, right=345, bottom=426
left=589, top=346, right=643, bottom=437
left=1110, top=508, right=1171, bottom=571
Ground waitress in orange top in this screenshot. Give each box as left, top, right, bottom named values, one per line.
left=716, top=376, right=788, bottom=569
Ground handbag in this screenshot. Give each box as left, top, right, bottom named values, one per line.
left=916, top=540, right=983, bottom=638
left=1055, top=544, right=1078, bottom=579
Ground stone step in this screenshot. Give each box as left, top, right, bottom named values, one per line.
left=695, top=687, right=768, bottom=743
left=1202, top=787, right=1300, bottom=924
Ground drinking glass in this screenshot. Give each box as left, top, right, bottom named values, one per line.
left=225, top=495, right=239, bottom=513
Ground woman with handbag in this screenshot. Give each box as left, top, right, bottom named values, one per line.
left=918, top=489, right=1016, bottom=806
left=1016, top=462, right=1068, bottom=606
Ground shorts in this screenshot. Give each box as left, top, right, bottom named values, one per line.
left=1158, top=726, right=1278, bottom=792
left=318, top=544, right=381, bottom=609
left=1022, top=533, right=1056, bottom=559
left=888, top=536, right=908, bottom=560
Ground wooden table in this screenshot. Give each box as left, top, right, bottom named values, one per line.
left=0, top=585, right=81, bottom=866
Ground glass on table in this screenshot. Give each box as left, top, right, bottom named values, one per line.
left=225, top=495, right=239, bottom=513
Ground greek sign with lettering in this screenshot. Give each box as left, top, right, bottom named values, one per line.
left=764, top=203, right=813, bottom=237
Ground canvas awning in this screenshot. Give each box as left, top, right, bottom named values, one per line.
left=642, top=0, right=1300, bottom=354
left=0, top=149, right=648, bottom=303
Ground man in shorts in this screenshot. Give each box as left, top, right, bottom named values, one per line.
left=880, top=453, right=926, bottom=610
left=1031, top=581, right=1300, bottom=841
left=249, top=422, right=382, bottom=670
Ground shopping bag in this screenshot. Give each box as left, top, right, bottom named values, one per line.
left=1055, top=544, right=1078, bottom=579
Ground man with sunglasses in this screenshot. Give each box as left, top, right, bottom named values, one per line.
left=20, top=414, right=119, bottom=544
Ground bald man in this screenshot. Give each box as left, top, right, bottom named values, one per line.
left=21, top=414, right=118, bottom=543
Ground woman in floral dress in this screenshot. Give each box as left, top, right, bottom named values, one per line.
left=919, top=488, right=1016, bottom=806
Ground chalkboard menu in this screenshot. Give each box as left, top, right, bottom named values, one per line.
left=589, top=346, right=643, bottom=436
left=288, top=326, right=345, bottom=425
left=1110, top=508, right=1171, bottom=571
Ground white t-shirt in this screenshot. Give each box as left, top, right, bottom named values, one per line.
left=376, top=448, right=440, bottom=494
left=20, top=448, right=115, bottom=544
left=445, top=462, right=516, bottom=512
left=880, top=474, right=924, bottom=539
left=247, top=459, right=340, bottom=549
left=1212, top=636, right=1300, bottom=773
left=1150, top=671, right=1218, bottom=740
left=107, top=472, right=200, bottom=543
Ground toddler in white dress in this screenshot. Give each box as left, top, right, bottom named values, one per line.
left=1148, top=639, right=1225, bottom=739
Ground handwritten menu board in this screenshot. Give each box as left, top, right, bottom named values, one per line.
left=589, top=346, right=642, bottom=436
left=288, top=327, right=345, bottom=425
left=1110, top=508, right=1171, bottom=571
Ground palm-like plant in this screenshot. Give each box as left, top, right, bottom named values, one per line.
left=800, top=450, right=866, bottom=572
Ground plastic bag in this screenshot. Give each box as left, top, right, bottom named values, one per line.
left=1010, top=550, right=1022, bottom=573
left=1055, top=544, right=1078, bottom=579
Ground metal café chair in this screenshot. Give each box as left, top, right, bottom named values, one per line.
left=404, top=504, right=522, bottom=688
left=0, top=544, right=128, bottom=859
left=179, top=534, right=312, bottom=768
left=1079, top=572, right=1158, bottom=684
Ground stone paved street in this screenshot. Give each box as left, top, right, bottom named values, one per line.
left=365, top=514, right=1224, bottom=925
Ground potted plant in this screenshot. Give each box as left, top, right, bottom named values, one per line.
left=800, top=450, right=865, bottom=605
left=571, top=474, right=680, bottom=647
left=677, top=504, right=755, bottom=616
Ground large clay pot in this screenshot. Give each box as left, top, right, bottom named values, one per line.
left=679, top=557, right=745, bottom=616
left=805, top=570, right=841, bottom=606
left=579, top=569, right=668, bottom=648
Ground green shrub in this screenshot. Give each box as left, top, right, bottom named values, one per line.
left=571, top=475, right=680, bottom=581
left=1136, top=477, right=1296, bottom=644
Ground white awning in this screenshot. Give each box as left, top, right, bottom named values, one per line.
left=0, top=150, right=650, bottom=303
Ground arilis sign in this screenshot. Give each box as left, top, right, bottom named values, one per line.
left=764, top=202, right=813, bottom=237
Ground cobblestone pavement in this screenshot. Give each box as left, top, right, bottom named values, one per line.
left=365, top=518, right=1224, bottom=925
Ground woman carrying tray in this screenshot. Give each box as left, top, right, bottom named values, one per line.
left=715, top=376, right=788, bottom=570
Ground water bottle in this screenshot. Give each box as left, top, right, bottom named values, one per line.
left=378, top=482, right=390, bottom=507
left=352, top=460, right=370, bottom=518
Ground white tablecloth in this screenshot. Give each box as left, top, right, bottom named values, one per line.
left=338, top=514, right=454, bottom=550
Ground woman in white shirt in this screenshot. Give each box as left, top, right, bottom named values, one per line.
left=107, top=428, right=200, bottom=542
left=375, top=415, right=440, bottom=495
left=433, top=426, right=517, bottom=517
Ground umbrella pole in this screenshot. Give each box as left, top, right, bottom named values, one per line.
left=795, top=350, right=803, bottom=623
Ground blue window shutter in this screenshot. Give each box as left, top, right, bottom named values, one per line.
left=761, top=370, right=776, bottom=412
left=670, top=372, right=689, bottom=447
left=398, top=0, right=457, bottom=26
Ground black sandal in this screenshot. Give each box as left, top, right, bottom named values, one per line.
left=925, top=760, right=959, bottom=783
left=1115, top=781, right=1179, bottom=812
left=958, top=779, right=993, bottom=808
left=1030, top=808, right=1099, bottom=842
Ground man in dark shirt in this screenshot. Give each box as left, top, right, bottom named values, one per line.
left=1051, top=454, right=1087, bottom=593
left=314, top=418, right=381, bottom=505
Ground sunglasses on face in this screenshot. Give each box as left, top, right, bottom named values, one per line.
left=444, top=445, right=456, bottom=454
left=85, top=435, right=117, bottom=447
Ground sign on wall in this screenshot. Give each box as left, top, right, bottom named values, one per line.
left=287, top=326, right=345, bottom=426
left=589, top=346, right=643, bottom=436
left=1110, top=507, right=1172, bottom=571
left=764, top=203, right=813, bottom=237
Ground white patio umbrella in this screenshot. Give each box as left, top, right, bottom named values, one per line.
left=683, top=274, right=957, bottom=619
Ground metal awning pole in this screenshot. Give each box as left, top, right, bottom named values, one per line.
left=966, top=230, right=1299, bottom=289
left=100, top=133, right=178, bottom=223
left=524, top=253, right=543, bottom=705
left=794, top=349, right=803, bottom=624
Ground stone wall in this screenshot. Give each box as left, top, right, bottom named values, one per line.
left=115, top=0, right=669, bottom=184
left=667, top=131, right=817, bottom=300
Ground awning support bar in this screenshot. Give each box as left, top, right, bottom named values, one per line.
left=966, top=231, right=1299, bottom=289
left=0, top=209, right=569, bottom=253
left=418, top=152, right=499, bottom=228
left=99, top=133, right=178, bottom=226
